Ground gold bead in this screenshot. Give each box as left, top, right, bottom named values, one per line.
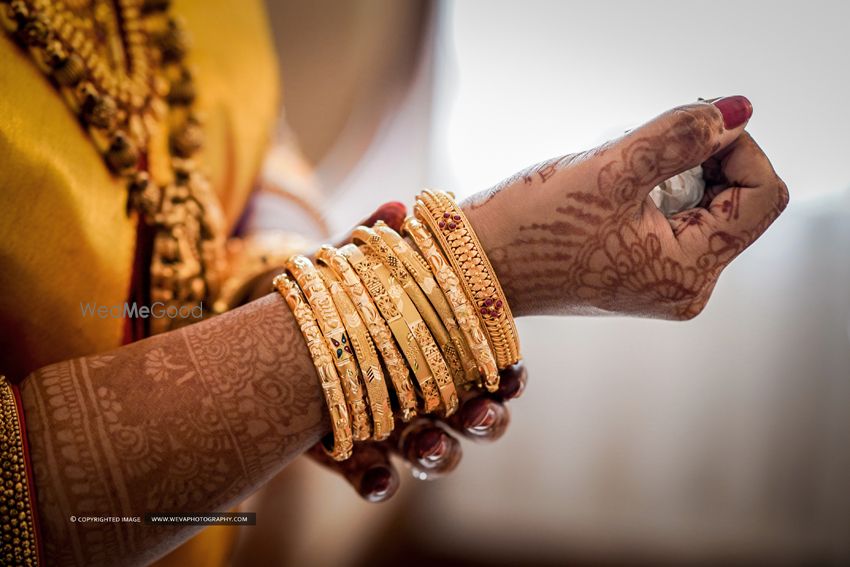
left=53, top=52, right=85, bottom=86
left=141, top=0, right=171, bottom=14
left=167, top=69, right=195, bottom=105
left=81, top=87, right=117, bottom=129
left=105, top=131, right=139, bottom=173
left=170, top=119, right=203, bottom=157
left=19, top=12, right=49, bottom=47
left=157, top=17, right=189, bottom=61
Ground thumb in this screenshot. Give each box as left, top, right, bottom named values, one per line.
left=604, top=96, right=753, bottom=202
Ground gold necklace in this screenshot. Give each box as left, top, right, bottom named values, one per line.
left=1, top=0, right=224, bottom=335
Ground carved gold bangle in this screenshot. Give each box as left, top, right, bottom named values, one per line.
left=316, top=264, right=394, bottom=441
left=274, top=275, right=353, bottom=460
left=316, top=246, right=418, bottom=422
left=372, top=221, right=480, bottom=386
left=352, top=225, right=467, bottom=388
left=340, top=244, right=449, bottom=415
left=415, top=190, right=521, bottom=369
left=1, top=376, right=41, bottom=567
left=354, top=242, right=458, bottom=416
left=403, top=216, right=500, bottom=392
left=286, top=256, right=372, bottom=441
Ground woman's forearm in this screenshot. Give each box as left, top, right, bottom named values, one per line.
left=19, top=293, right=328, bottom=567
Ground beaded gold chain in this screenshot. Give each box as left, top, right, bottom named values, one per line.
left=0, top=376, right=40, bottom=566
left=1, top=0, right=224, bottom=335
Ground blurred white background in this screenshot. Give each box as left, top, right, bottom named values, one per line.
left=273, top=0, right=850, bottom=564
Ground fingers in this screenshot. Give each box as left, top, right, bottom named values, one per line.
left=450, top=396, right=511, bottom=441
left=400, top=422, right=463, bottom=480
left=601, top=96, right=753, bottom=202
left=329, top=201, right=408, bottom=249
left=307, top=443, right=400, bottom=502
left=700, top=133, right=790, bottom=248
left=494, top=362, right=528, bottom=401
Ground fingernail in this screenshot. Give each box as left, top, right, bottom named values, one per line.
left=416, top=429, right=447, bottom=460
left=464, top=398, right=496, bottom=430
left=713, top=96, right=753, bottom=129
left=360, top=466, right=392, bottom=501
left=497, top=362, right=528, bottom=400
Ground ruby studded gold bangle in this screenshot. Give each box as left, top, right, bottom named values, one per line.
left=414, top=190, right=521, bottom=369
left=273, top=274, right=354, bottom=461
left=403, top=216, right=500, bottom=392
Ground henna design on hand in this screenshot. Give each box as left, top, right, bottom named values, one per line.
left=20, top=294, right=327, bottom=566
left=465, top=104, right=788, bottom=321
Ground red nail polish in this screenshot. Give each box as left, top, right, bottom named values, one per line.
left=360, top=466, right=392, bottom=501
left=497, top=362, right=528, bottom=400
left=464, top=397, right=493, bottom=429
left=713, top=96, right=753, bottom=129
left=416, top=428, right=446, bottom=459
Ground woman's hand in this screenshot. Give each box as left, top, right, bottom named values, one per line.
left=302, top=203, right=527, bottom=502
left=463, top=96, right=789, bottom=320
left=309, top=363, right=527, bottom=501
left=289, top=96, right=790, bottom=501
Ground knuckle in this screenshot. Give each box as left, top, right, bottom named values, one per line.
left=775, top=178, right=790, bottom=211
left=676, top=296, right=708, bottom=321
left=667, top=106, right=718, bottom=152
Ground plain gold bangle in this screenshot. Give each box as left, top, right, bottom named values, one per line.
left=316, top=245, right=418, bottom=422
left=352, top=225, right=468, bottom=390
left=286, top=255, right=372, bottom=441
left=340, top=243, right=447, bottom=415
left=316, top=264, right=394, bottom=441
left=415, top=190, right=521, bottom=369
left=273, top=274, right=353, bottom=460
left=403, top=216, right=500, bottom=392
left=372, top=221, right=480, bottom=386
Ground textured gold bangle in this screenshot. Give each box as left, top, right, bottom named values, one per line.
left=340, top=244, right=448, bottom=415
left=354, top=242, right=459, bottom=416
left=316, top=246, right=418, bottom=422
left=286, top=256, right=372, bottom=441
left=352, top=225, right=468, bottom=388
left=415, top=190, right=521, bottom=369
left=1, top=376, right=41, bottom=567
left=403, top=216, right=500, bottom=392
left=273, top=275, right=354, bottom=459
left=373, top=221, right=480, bottom=386
left=316, top=264, right=394, bottom=441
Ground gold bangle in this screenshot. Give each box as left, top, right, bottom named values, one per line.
left=316, top=264, right=394, bottom=441
left=273, top=275, right=353, bottom=461
left=403, top=216, right=500, bottom=392
left=372, top=221, right=480, bottom=386
left=286, top=256, right=372, bottom=441
left=353, top=241, right=459, bottom=416
left=415, top=190, right=521, bottom=369
left=352, top=225, right=468, bottom=388
left=1, top=376, right=41, bottom=567
left=340, top=244, right=448, bottom=415
left=316, top=246, right=418, bottom=422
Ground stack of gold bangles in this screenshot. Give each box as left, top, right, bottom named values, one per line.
left=273, top=190, right=521, bottom=460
